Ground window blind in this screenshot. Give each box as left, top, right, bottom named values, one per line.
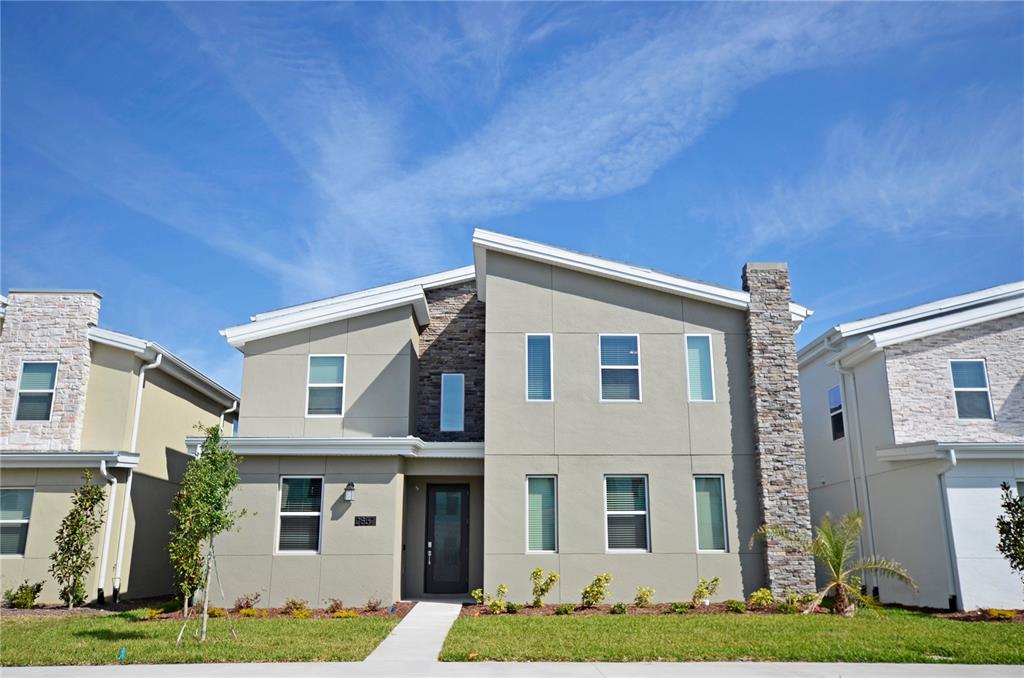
left=605, top=476, right=648, bottom=550
left=695, top=476, right=726, bottom=550
left=600, top=336, right=638, bottom=366
left=527, top=477, right=556, bottom=551
left=686, top=336, right=713, bottom=401
left=0, top=489, right=32, bottom=556
left=526, top=335, right=552, bottom=400
left=308, top=356, right=344, bottom=384
left=15, top=394, right=53, bottom=421
left=279, top=478, right=322, bottom=552
left=20, top=363, right=56, bottom=390
left=951, top=361, right=986, bottom=388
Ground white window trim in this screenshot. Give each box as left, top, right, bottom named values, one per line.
left=603, top=474, right=650, bottom=553
left=274, top=476, right=324, bottom=555
left=525, top=475, right=558, bottom=554
left=684, top=334, right=716, bottom=403
left=0, top=488, right=34, bottom=558
left=828, top=384, right=845, bottom=441
left=693, top=474, right=728, bottom=553
left=13, top=361, right=59, bottom=424
left=305, top=354, right=346, bottom=418
left=948, top=359, right=994, bottom=421
left=598, top=334, right=642, bottom=403
left=440, top=372, right=465, bottom=432
left=524, top=334, right=554, bottom=402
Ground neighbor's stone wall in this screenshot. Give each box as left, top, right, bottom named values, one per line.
left=742, top=263, right=816, bottom=596
left=886, top=313, right=1024, bottom=445
left=0, top=291, right=101, bottom=451
left=416, top=282, right=485, bottom=442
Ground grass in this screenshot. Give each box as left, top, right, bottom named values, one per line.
left=440, top=608, right=1024, bottom=664
left=0, top=608, right=399, bottom=666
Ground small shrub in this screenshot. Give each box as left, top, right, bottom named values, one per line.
left=334, top=609, right=359, bottom=619
left=505, top=602, right=523, bottom=614
left=470, top=588, right=485, bottom=604
left=238, top=608, right=259, bottom=618
left=488, top=598, right=507, bottom=615
left=291, top=608, right=313, bottom=619
left=326, top=598, right=345, bottom=614
left=472, top=584, right=508, bottom=614
left=725, top=599, right=746, bottom=613
left=610, top=602, right=627, bottom=615
left=365, top=597, right=383, bottom=612
left=530, top=568, right=560, bottom=607
left=670, top=601, right=692, bottom=614
left=691, top=576, right=720, bottom=606
left=554, top=603, right=574, bottom=615
left=746, top=588, right=775, bottom=609
left=634, top=586, right=655, bottom=608
left=208, top=607, right=227, bottom=618
left=580, top=573, right=612, bottom=608
left=3, top=580, right=43, bottom=609
left=283, top=598, right=308, bottom=614
left=233, top=592, right=261, bottom=610
left=985, top=608, right=1016, bottom=621
left=798, top=592, right=818, bottom=606
left=777, top=602, right=799, bottom=614
left=143, top=608, right=161, bottom=620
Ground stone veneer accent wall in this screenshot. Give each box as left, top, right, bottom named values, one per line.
left=742, top=263, right=816, bottom=595
left=886, top=312, right=1024, bottom=444
left=0, top=291, right=101, bottom=451
left=416, top=281, right=485, bottom=442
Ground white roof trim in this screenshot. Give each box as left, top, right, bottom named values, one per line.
left=870, top=296, right=1024, bottom=348
left=878, top=441, right=1024, bottom=463
left=89, top=327, right=239, bottom=406
left=185, top=436, right=484, bottom=459
left=472, top=229, right=811, bottom=321
left=0, top=451, right=140, bottom=469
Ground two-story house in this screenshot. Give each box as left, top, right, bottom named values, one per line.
left=195, top=229, right=816, bottom=607
left=0, top=290, right=239, bottom=604
left=799, top=282, right=1024, bottom=611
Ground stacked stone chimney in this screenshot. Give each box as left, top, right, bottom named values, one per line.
left=0, top=290, right=101, bottom=451
left=742, top=264, right=816, bottom=595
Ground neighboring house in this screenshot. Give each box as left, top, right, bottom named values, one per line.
left=0, top=290, right=239, bottom=604
left=192, top=229, right=816, bottom=607
left=799, top=282, right=1024, bottom=611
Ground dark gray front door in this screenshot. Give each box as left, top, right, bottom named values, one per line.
left=425, top=484, right=470, bottom=594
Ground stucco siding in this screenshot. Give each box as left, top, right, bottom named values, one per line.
left=80, top=344, right=137, bottom=452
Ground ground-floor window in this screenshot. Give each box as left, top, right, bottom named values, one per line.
left=527, top=476, right=557, bottom=552
left=277, top=477, right=323, bottom=553
left=694, top=475, right=727, bottom=551
left=605, top=475, right=649, bottom=552
left=0, top=488, right=33, bottom=556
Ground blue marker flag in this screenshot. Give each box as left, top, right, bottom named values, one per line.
left=118, top=646, right=127, bottom=662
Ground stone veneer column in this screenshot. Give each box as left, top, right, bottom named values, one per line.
left=742, top=264, right=816, bottom=595
left=0, top=291, right=101, bottom=451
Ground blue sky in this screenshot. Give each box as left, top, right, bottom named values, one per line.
left=3, top=2, right=1022, bottom=393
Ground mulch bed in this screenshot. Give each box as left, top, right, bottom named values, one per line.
left=149, top=601, right=415, bottom=621
left=0, top=606, right=117, bottom=618
left=933, top=609, right=1024, bottom=623
left=459, top=602, right=790, bottom=617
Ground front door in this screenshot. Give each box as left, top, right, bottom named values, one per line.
left=425, top=484, right=470, bottom=594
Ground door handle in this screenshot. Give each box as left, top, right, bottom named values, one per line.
left=427, top=549, right=432, bottom=566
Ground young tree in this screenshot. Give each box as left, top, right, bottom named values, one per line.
left=168, top=425, right=244, bottom=640
left=754, top=511, right=916, bottom=617
left=49, top=470, right=107, bottom=609
left=995, top=482, right=1024, bottom=586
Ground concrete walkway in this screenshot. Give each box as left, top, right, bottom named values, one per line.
left=364, top=600, right=462, bottom=663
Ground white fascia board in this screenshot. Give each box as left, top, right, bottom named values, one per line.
left=0, top=451, right=140, bottom=469
left=472, top=229, right=812, bottom=321
left=827, top=335, right=881, bottom=370
left=222, top=287, right=430, bottom=349
left=185, top=436, right=484, bottom=459
left=878, top=441, right=1024, bottom=462
left=870, top=297, right=1024, bottom=349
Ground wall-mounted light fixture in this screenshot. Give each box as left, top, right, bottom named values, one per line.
left=344, top=482, right=356, bottom=502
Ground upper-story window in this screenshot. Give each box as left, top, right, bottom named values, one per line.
left=307, top=355, right=345, bottom=417
left=440, top=373, right=465, bottom=431
left=685, top=335, right=715, bottom=402
left=950, top=359, right=993, bottom=420
left=828, top=385, right=845, bottom=440
left=14, top=362, right=58, bottom=422
left=599, top=335, right=640, bottom=401
left=526, top=334, right=553, bottom=401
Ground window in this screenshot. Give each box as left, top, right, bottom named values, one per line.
left=440, top=373, right=465, bottom=431
left=950, top=360, right=993, bottom=419
left=828, top=385, right=845, bottom=440
left=694, top=476, right=727, bottom=551
left=1016, top=480, right=1023, bottom=497
left=307, top=355, right=345, bottom=416
left=277, top=477, right=322, bottom=552
left=605, top=476, right=649, bottom=551
left=0, top=489, right=33, bottom=556
left=599, top=335, right=640, bottom=401
left=527, top=476, right=557, bottom=552
left=14, top=362, right=58, bottom=422
left=685, top=335, right=715, bottom=401
left=526, top=334, right=553, bottom=401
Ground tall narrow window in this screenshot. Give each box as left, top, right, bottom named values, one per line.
left=278, top=477, right=322, bottom=552
left=828, top=385, right=845, bottom=440
left=694, top=476, right=727, bottom=551
left=1017, top=480, right=1024, bottom=497
left=526, top=334, right=553, bottom=401
left=15, top=362, right=58, bottom=422
left=0, top=489, right=33, bottom=556
left=527, top=476, right=557, bottom=552
left=599, top=335, right=640, bottom=401
left=950, top=360, right=992, bottom=419
left=686, top=335, right=715, bottom=401
left=440, top=373, right=465, bottom=432
left=307, top=355, right=345, bottom=416
left=605, top=476, right=649, bottom=551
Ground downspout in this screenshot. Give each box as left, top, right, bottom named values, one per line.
left=112, top=352, right=162, bottom=603
left=826, top=336, right=863, bottom=528
left=220, top=400, right=238, bottom=433
left=96, top=459, right=118, bottom=605
left=937, top=448, right=961, bottom=611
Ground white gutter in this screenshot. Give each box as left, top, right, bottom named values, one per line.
left=96, top=459, right=118, bottom=605
left=220, top=400, right=238, bottom=430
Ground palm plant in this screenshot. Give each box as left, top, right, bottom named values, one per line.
left=754, top=511, right=916, bottom=617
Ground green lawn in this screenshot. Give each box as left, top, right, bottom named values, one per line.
left=441, top=608, right=1024, bottom=664
left=0, top=608, right=399, bottom=666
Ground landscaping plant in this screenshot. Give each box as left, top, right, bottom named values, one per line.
left=471, top=584, right=509, bottom=614
left=530, top=567, right=559, bottom=607
left=326, top=598, right=345, bottom=614
left=746, top=588, right=775, bottom=609
left=505, top=602, right=524, bottom=614
left=554, top=603, right=574, bottom=615
left=365, top=596, right=383, bottom=612
left=725, top=599, right=746, bottom=613
left=3, top=580, right=44, bottom=609
left=580, top=573, right=612, bottom=608
left=610, top=602, right=627, bottom=614
left=633, top=586, right=655, bottom=608
left=233, top=592, right=260, bottom=610
left=754, top=510, right=916, bottom=617
left=283, top=598, right=308, bottom=614
left=49, top=470, right=107, bottom=609
left=670, top=601, right=692, bottom=614
left=691, top=576, right=720, bottom=606
left=995, top=482, right=1024, bottom=586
